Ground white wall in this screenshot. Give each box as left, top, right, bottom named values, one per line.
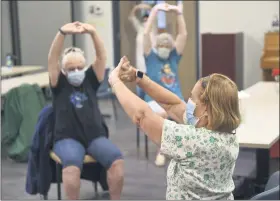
left=76, top=1, right=114, bottom=69
left=199, top=1, right=279, bottom=88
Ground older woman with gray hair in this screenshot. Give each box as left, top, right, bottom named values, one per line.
left=143, top=3, right=187, bottom=166
left=48, top=21, right=124, bottom=200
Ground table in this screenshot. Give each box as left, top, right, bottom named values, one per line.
left=236, top=81, right=279, bottom=192
left=1, top=66, right=44, bottom=78
left=1, top=72, right=49, bottom=95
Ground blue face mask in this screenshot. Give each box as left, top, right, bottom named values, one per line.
left=66, top=69, right=86, bottom=86
left=184, top=98, right=199, bottom=126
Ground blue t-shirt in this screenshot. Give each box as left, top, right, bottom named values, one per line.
left=144, top=48, right=184, bottom=102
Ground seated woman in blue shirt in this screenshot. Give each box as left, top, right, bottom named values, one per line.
left=143, top=3, right=187, bottom=166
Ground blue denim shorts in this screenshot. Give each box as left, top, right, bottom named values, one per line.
left=53, top=137, right=123, bottom=170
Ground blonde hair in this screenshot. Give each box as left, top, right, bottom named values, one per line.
left=199, top=73, right=241, bottom=133
left=156, top=33, right=174, bottom=48
left=61, top=47, right=86, bottom=68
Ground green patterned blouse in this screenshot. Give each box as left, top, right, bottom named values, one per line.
left=161, top=119, right=239, bottom=200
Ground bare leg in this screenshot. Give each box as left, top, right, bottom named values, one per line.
left=155, top=111, right=168, bottom=166
left=107, top=159, right=124, bottom=200
left=62, top=166, right=81, bottom=199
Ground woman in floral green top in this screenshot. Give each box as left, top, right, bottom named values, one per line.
left=108, top=56, right=241, bottom=200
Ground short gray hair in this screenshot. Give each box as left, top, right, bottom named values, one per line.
left=156, top=33, right=174, bottom=47
left=61, top=47, right=86, bottom=68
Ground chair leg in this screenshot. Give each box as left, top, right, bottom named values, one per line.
left=145, top=135, right=148, bottom=160
left=56, top=163, right=62, bottom=200
left=94, top=182, right=99, bottom=198
left=111, top=95, right=118, bottom=120
left=40, top=194, right=48, bottom=200
left=136, top=127, right=140, bottom=149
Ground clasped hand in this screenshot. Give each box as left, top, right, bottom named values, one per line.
left=60, top=21, right=96, bottom=35
left=154, top=3, right=182, bottom=14
left=108, top=56, right=137, bottom=87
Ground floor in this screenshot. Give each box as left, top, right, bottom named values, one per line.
left=1, top=99, right=279, bottom=200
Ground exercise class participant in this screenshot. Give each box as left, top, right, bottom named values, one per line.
left=143, top=3, right=187, bottom=166
left=109, top=56, right=241, bottom=200
left=48, top=21, right=123, bottom=200
left=129, top=3, right=157, bottom=98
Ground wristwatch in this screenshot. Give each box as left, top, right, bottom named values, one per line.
left=59, top=28, right=66, bottom=36
left=136, top=70, right=144, bottom=79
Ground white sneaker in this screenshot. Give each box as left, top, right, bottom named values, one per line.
left=155, top=153, right=166, bottom=167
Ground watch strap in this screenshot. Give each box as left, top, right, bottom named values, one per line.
left=59, top=28, right=67, bottom=36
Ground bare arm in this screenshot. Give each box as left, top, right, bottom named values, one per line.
left=119, top=63, right=186, bottom=123
left=48, top=32, right=65, bottom=87
left=128, top=5, right=141, bottom=32
left=81, top=23, right=107, bottom=82
left=109, top=57, right=165, bottom=145
left=143, top=6, right=159, bottom=55
left=174, top=10, right=187, bottom=54
left=138, top=74, right=186, bottom=123
left=129, top=4, right=151, bottom=32
left=113, top=81, right=164, bottom=145
left=90, top=29, right=107, bottom=82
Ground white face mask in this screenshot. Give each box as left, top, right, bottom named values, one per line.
left=63, top=68, right=86, bottom=86
left=157, top=47, right=171, bottom=60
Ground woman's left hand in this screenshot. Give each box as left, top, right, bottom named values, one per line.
left=119, top=59, right=137, bottom=83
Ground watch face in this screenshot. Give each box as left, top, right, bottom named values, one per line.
left=137, top=71, right=144, bottom=78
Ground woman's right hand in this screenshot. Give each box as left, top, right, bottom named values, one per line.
left=119, top=57, right=137, bottom=83
left=60, top=22, right=85, bottom=34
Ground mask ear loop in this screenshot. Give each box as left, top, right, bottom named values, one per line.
left=195, top=108, right=208, bottom=126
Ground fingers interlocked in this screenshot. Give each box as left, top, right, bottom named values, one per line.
left=119, top=57, right=136, bottom=82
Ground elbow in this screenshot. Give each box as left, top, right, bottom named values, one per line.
left=131, top=108, right=145, bottom=126
left=181, top=32, right=188, bottom=39
left=102, top=54, right=107, bottom=62
left=131, top=106, right=150, bottom=128
left=143, top=31, right=150, bottom=36
left=96, top=54, right=107, bottom=63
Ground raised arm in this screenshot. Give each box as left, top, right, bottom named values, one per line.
left=48, top=32, right=64, bottom=87
left=48, top=22, right=83, bottom=87
left=143, top=4, right=168, bottom=55
left=172, top=4, right=187, bottom=54
left=119, top=60, right=186, bottom=123
left=109, top=57, right=164, bottom=145
left=81, top=23, right=107, bottom=82
left=129, top=4, right=151, bottom=32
